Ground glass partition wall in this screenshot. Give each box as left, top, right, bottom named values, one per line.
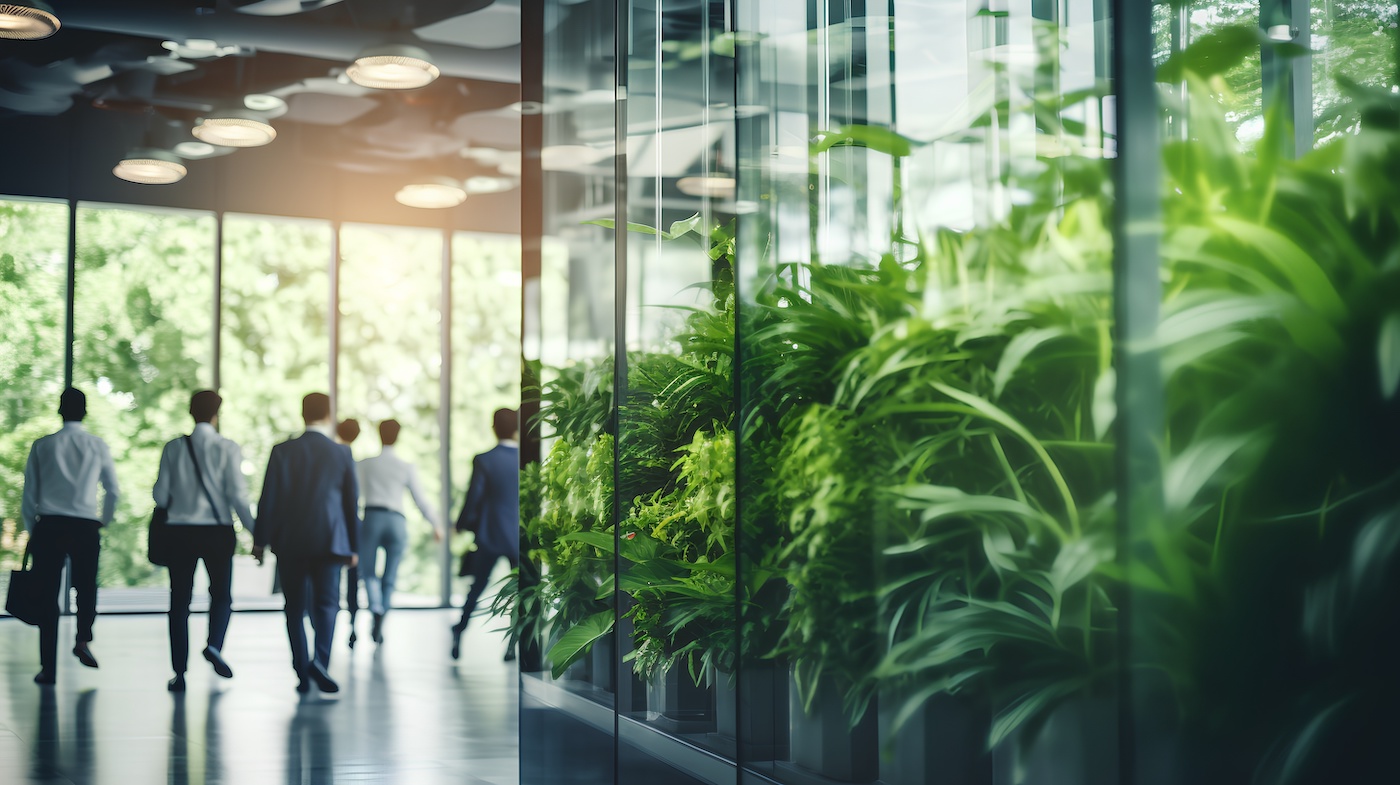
left=0, top=205, right=520, bottom=609
left=519, top=1, right=1400, bottom=784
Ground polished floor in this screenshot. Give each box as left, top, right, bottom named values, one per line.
left=0, top=609, right=518, bottom=785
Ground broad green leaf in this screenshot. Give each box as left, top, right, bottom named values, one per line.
left=1156, top=25, right=1258, bottom=83
left=993, top=327, right=1066, bottom=398
left=1091, top=368, right=1115, bottom=442
left=547, top=610, right=615, bottom=679
left=811, top=125, right=918, bottom=158
left=1379, top=312, right=1400, bottom=399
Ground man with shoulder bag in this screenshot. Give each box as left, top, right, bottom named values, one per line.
left=153, top=390, right=257, bottom=692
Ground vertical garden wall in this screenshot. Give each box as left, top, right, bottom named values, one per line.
left=516, top=1, right=1400, bottom=784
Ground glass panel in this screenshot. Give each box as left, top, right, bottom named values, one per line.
left=1311, top=0, right=1399, bottom=144
left=73, top=204, right=215, bottom=589
left=450, top=231, right=525, bottom=607
left=516, top=0, right=619, bottom=783
left=220, top=213, right=332, bottom=603
left=618, top=0, right=738, bottom=770
left=337, top=223, right=444, bottom=605
left=1140, top=6, right=1400, bottom=782
left=0, top=199, right=69, bottom=589
left=736, top=3, right=1117, bottom=785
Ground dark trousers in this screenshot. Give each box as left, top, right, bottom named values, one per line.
left=166, top=525, right=236, bottom=674
left=456, top=549, right=517, bottom=631
left=29, top=516, right=101, bottom=672
left=278, top=557, right=340, bottom=676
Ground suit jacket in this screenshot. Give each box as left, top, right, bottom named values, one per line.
left=255, top=431, right=359, bottom=560
left=455, top=443, right=519, bottom=559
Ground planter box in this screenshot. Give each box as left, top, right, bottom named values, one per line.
left=709, top=660, right=789, bottom=762
left=646, top=665, right=715, bottom=735
left=778, top=669, right=878, bottom=783
left=879, top=691, right=992, bottom=785
left=589, top=633, right=615, bottom=693
left=992, top=697, right=1117, bottom=785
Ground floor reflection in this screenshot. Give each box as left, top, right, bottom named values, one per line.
left=0, top=610, right=519, bottom=785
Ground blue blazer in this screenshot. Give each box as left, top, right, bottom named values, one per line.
left=255, top=431, right=359, bottom=560
left=455, top=444, right=519, bottom=558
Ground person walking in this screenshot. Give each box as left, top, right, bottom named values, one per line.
left=20, top=387, right=120, bottom=685
left=450, top=408, right=519, bottom=661
left=252, top=393, right=359, bottom=694
left=335, top=418, right=364, bottom=649
left=153, top=390, right=257, bottom=692
left=356, top=419, right=442, bottom=645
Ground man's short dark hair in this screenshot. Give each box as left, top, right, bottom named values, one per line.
left=302, top=393, right=331, bottom=424
left=378, top=419, right=401, bottom=446
left=492, top=408, right=517, bottom=440
left=59, top=387, right=87, bottom=421
left=190, top=390, right=222, bottom=423
left=337, top=418, right=361, bottom=444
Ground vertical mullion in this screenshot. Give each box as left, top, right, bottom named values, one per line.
left=1111, top=0, right=1164, bottom=784
left=64, top=198, right=76, bottom=389
left=213, top=212, right=223, bottom=392
left=613, top=0, right=630, bottom=775
left=329, top=221, right=341, bottom=418
left=439, top=228, right=453, bottom=608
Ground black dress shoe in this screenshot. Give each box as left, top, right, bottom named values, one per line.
left=348, top=630, right=357, bottom=649
left=202, top=646, right=233, bottom=679
left=296, top=677, right=311, bottom=694
left=450, top=628, right=463, bottom=661
left=34, top=670, right=55, bottom=685
left=72, top=643, right=99, bottom=669
left=307, top=661, right=339, bottom=693
left=168, top=675, right=186, bottom=692
left=504, top=648, right=517, bottom=662
left=371, top=613, right=384, bottom=644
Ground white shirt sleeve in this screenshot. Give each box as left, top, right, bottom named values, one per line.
left=97, top=439, right=120, bottom=526
left=20, top=444, right=39, bottom=532
left=405, top=464, right=441, bottom=531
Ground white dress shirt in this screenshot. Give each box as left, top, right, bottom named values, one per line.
left=357, top=446, right=441, bottom=530
left=152, top=422, right=256, bottom=529
left=21, top=422, right=121, bottom=530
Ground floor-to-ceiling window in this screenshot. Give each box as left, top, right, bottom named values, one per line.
left=72, top=204, right=216, bottom=590
left=0, top=199, right=70, bottom=591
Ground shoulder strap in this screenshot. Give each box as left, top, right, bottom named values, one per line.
left=184, top=436, right=226, bottom=525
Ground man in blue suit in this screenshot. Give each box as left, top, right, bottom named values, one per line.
left=253, top=393, right=360, bottom=694
left=451, top=408, right=520, bottom=660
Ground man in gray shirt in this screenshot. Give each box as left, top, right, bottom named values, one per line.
left=21, top=388, right=120, bottom=685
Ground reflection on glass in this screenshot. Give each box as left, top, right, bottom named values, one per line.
left=74, top=204, right=215, bottom=589
left=338, top=223, right=444, bottom=602
left=0, top=199, right=68, bottom=576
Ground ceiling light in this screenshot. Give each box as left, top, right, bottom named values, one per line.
left=395, top=178, right=467, bottom=209
left=464, top=176, right=520, bottom=194
left=243, top=93, right=287, bottom=115
left=0, top=1, right=60, bottom=40
left=113, top=149, right=187, bottom=185
left=347, top=44, right=440, bottom=90
left=676, top=175, right=737, bottom=199
left=173, top=141, right=219, bottom=159
left=193, top=109, right=276, bottom=147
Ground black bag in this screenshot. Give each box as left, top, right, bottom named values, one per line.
left=149, top=436, right=223, bottom=567
left=5, top=542, right=44, bottom=625
left=458, top=548, right=476, bottom=578
left=148, top=506, right=171, bottom=566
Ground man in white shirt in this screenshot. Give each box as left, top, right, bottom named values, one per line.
left=21, top=387, right=120, bottom=686
left=153, top=390, right=257, bottom=692
left=356, top=418, right=442, bottom=644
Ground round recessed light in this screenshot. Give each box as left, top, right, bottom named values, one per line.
left=676, top=175, right=737, bottom=199
left=347, top=44, right=440, bottom=90
left=193, top=109, right=276, bottom=147
left=395, top=178, right=467, bottom=209
left=243, top=93, right=287, bottom=114
left=173, top=141, right=219, bottom=158
left=0, top=1, right=60, bottom=40
left=464, top=176, right=517, bottom=194
left=113, top=149, right=187, bottom=185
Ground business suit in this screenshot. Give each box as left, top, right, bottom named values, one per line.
left=255, top=429, right=359, bottom=682
left=452, top=442, right=520, bottom=635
